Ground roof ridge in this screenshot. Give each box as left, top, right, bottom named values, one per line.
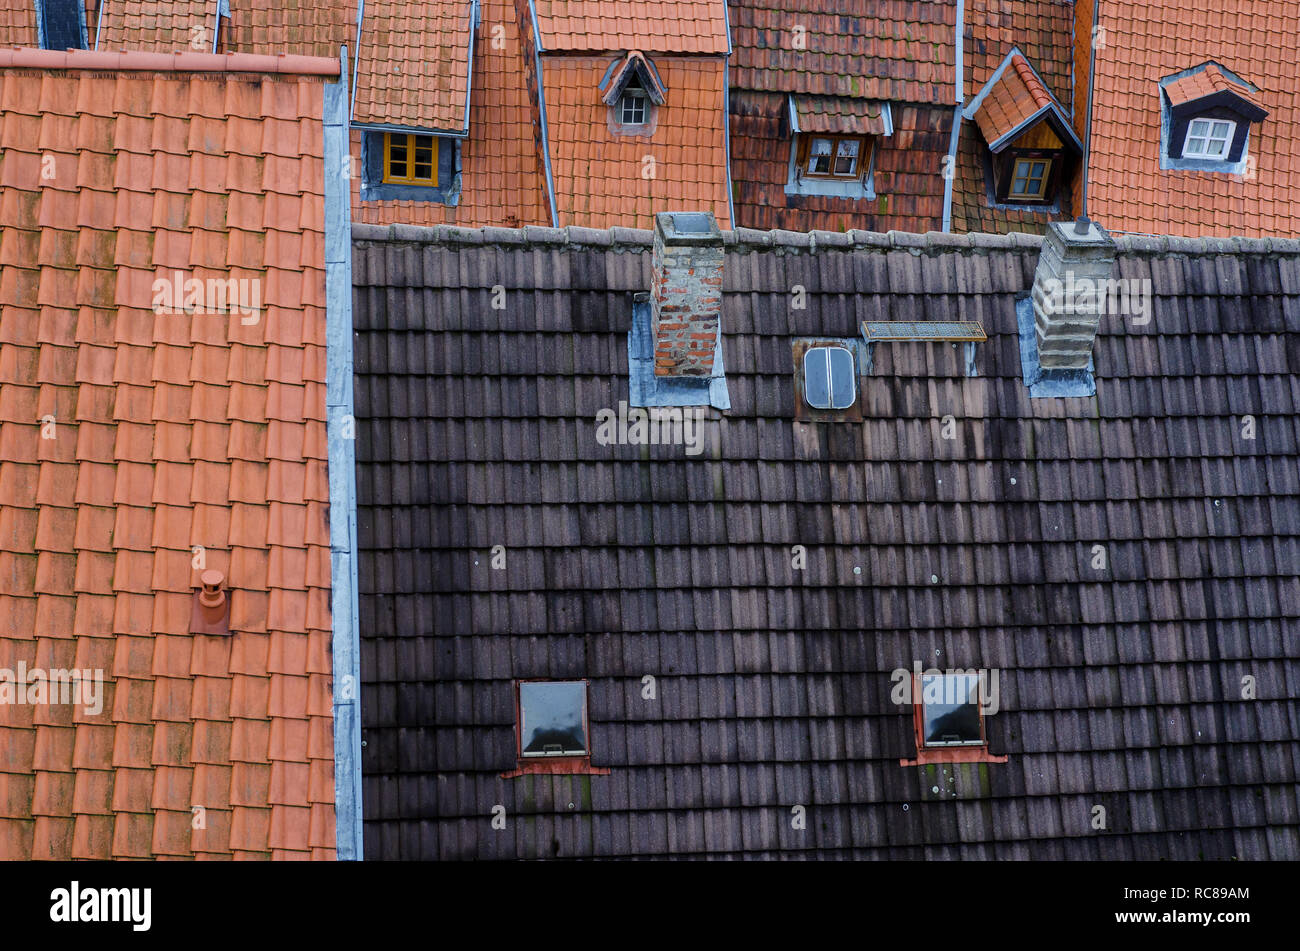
left=0, top=47, right=340, bottom=75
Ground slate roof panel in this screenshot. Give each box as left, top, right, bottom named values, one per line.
left=354, top=224, right=1300, bottom=859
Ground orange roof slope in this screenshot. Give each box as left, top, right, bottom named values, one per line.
left=350, top=0, right=549, bottom=227
left=353, top=0, right=473, bottom=132
left=965, top=0, right=1074, bottom=105
left=729, top=0, right=955, bottom=104
left=0, top=48, right=336, bottom=860
left=534, top=0, right=728, bottom=54
left=971, top=52, right=1057, bottom=148
left=542, top=56, right=730, bottom=230
left=223, top=0, right=354, bottom=59
left=1088, top=0, right=1300, bottom=237
left=96, top=0, right=219, bottom=52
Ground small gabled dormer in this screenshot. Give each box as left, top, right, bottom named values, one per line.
left=965, top=49, right=1082, bottom=209
left=1160, top=62, right=1267, bottom=173
left=600, top=51, right=666, bottom=135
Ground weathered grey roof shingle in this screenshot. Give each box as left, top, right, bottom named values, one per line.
left=353, top=223, right=1300, bottom=860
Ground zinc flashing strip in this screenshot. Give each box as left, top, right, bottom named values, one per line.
left=724, top=56, right=735, bottom=227
left=530, top=0, right=559, bottom=226
left=325, top=45, right=363, bottom=861
left=462, top=0, right=477, bottom=135
left=351, top=0, right=364, bottom=120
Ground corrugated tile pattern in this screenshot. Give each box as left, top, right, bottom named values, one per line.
left=730, top=90, right=949, bottom=233
left=1089, top=1, right=1300, bottom=237
left=541, top=56, right=730, bottom=230
left=350, top=1, right=550, bottom=228
left=792, top=95, right=890, bottom=136
left=533, top=0, right=728, bottom=54
left=0, top=2, right=37, bottom=47
left=353, top=225, right=1300, bottom=859
left=729, top=0, right=955, bottom=104
left=353, top=0, right=473, bottom=132
left=223, top=0, right=355, bottom=59
left=0, top=59, right=335, bottom=860
left=95, top=0, right=218, bottom=52
left=950, top=121, right=1062, bottom=235
left=965, top=0, right=1074, bottom=106
left=972, top=54, right=1054, bottom=147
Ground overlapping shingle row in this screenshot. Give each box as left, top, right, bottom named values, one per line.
left=0, top=49, right=336, bottom=860
left=533, top=0, right=728, bottom=54
left=95, top=0, right=217, bottom=52
left=352, top=223, right=1300, bottom=859
left=1088, top=0, right=1300, bottom=237
left=965, top=0, right=1074, bottom=105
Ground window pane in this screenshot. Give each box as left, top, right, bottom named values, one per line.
left=808, top=138, right=832, bottom=174
left=833, top=139, right=860, bottom=175
left=826, top=346, right=855, bottom=408
left=520, top=682, right=587, bottom=755
left=1211, top=121, right=1231, bottom=140
left=921, top=673, right=983, bottom=746
left=1189, top=119, right=1210, bottom=137
left=803, top=347, right=831, bottom=409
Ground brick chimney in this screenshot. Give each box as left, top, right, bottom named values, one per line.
left=651, top=211, right=724, bottom=377
left=1031, top=217, right=1118, bottom=370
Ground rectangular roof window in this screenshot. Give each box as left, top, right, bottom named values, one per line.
left=519, top=681, right=589, bottom=757
left=803, top=345, right=855, bottom=410
left=920, top=673, right=984, bottom=747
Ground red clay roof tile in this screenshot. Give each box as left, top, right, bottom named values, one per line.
left=0, top=52, right=337, bottom=860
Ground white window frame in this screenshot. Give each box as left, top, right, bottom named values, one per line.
left=619, top=90, right=648, bottom=126
left=1183, top=117, right=1236, bottom=160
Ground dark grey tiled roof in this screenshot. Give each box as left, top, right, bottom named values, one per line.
left=352, top=223, right=1300, bottom=860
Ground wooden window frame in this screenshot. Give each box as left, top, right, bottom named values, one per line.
left=619, top=89, right=648, bottom=126
left=382, top=132, right=438, bottom=187
left=1009, top=156, right=1050, bottom=200
left=994, top=148, right=1063, bottom=205
left=796, top=133, right=870, bottom=181
left=503, top=679, right=610, bottom=778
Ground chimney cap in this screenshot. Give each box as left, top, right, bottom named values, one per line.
left=655, top=211, right=722, bottom=244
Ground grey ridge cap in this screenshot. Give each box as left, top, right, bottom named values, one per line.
left=350, top=222, right=1300, bottom=260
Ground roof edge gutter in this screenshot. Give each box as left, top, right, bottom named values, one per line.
left=325, top=44, right=363, bottom=862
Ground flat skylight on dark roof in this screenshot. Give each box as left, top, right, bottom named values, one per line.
left=519, top=681, right=589, bottom=757
left=921, top=673, right=984, bottom=747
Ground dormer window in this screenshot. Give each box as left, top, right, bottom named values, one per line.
left=965, top=50, right=1082, bottom=209
left=802, top=135, right=866, bottom=179
left=619, top=88, right=648, bottom=126
left=1160, top=62, right=1267, bottom=172
left=601, top=51, right=666, bottom=135
left=1010, top=157, right=1050, bottom=199
left=1182, top=118, right=1235, bottom=160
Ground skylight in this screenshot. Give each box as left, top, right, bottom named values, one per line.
left=803, top=346, right=855, bottom=410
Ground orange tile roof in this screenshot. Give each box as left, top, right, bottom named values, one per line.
left=0, top=47, right=337, bottom=860
left=222, top=0, right=355, bottom=59
left=533, top=1, right=728, bottom=54
left=95, top=0, right=219, bottom=52
left=541, top=55, right=730, bottom=230
left=965, top=0, right=1074, bottom=106
left=1088, top=1, right=1300, bottom=237
left=729, top=0, right=955, bottom=103
left=1164, top=61, right=1263, bottom=111
left=971, top=52, right=1058, bottom=149
left=792, top=94, right=890, bottom=136
left=0, top=3, right=38, bottom=47
left=353, top=0, right=474, bottom=132
left=350, top=0, right=550, bottom=228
